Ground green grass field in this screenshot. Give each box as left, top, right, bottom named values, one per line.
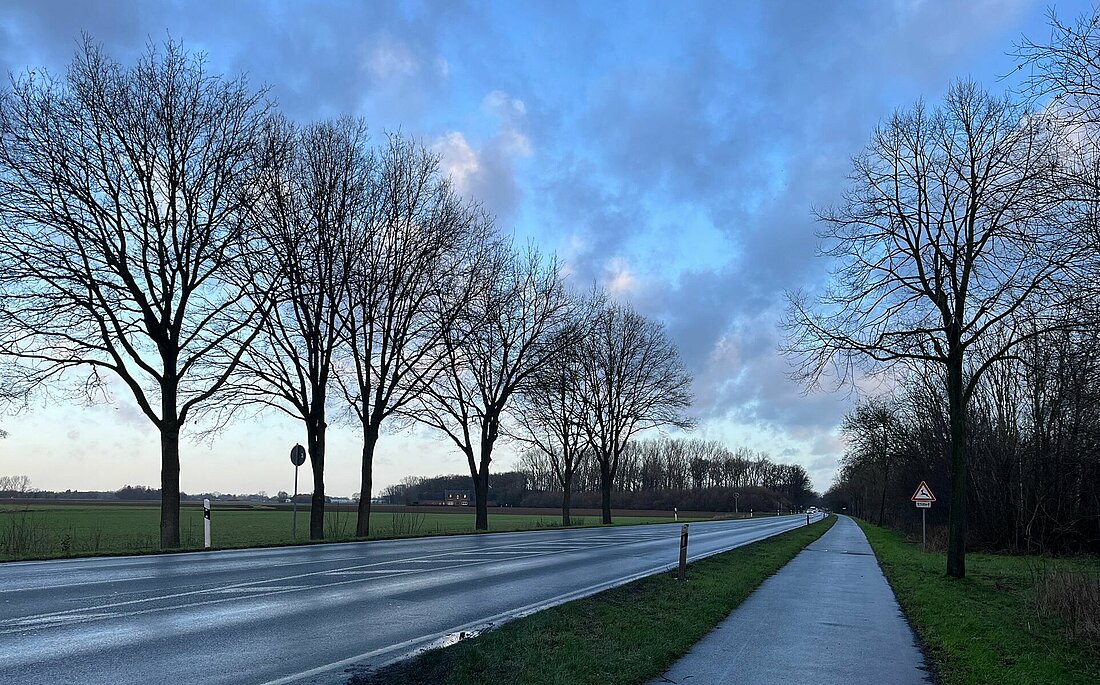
left=857, top=520, right=1100, bottom=685
left=0, top=504, right=682, bottom=561
left=352, top=516, right=835, bottom=685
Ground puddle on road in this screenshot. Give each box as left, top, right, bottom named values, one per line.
left=344, top=624, right=494, bottom=680
left=430, top=625, right=490, bottom=649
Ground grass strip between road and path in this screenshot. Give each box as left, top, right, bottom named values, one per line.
left=350, top=515, right=836, bottom=685
left=856, top=519, right=1100, bottom=685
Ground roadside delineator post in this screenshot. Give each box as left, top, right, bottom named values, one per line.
left=806, top=512, right=810, bottom=525
left=674, top=507, right=678, bottom=522
left=678, top=524, right=689, bottom=581
left=203, top=498, right=211, bottom=549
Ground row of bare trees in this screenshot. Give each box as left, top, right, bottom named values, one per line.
left=785, top=9, right=1100, bottom=576
left=0, top=39, right=694, bottom=546
left=517, top=438, right=814, bottom=523
left=511, top=298, right=693, bottom=523
left=0, top=475, right=31, bottom=494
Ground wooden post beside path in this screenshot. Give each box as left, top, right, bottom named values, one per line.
left=678, top=524, right=689, bottom=581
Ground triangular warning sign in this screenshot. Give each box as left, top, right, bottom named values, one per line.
left=911, top=481, right=936, bottom=502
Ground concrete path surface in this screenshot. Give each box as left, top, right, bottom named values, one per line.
left=651, top=516, right=932, bottom=685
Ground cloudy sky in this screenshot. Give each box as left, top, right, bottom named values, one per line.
left=0, top=0, right=1088, bottom=497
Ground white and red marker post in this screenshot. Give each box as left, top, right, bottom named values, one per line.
left=203, top=498, right=212, bottom=549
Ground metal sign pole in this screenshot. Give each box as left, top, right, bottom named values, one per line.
left=911, top=480, right=936, bottom=552
left=293, top=463, right=299, bottom=540
left=290, top=443, right=306, bottom=541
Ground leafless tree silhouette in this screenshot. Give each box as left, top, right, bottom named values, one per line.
left=0, top=39, right=273, bottom=547
left=580, top=301, right=694, bottom=524
left=413, top=245, right=573, bottom=530
left=211, top=117, right=369, bottom=540
left=336, top=134, right=492, bottom=537
left=783, top=81, right=1093, bottom=577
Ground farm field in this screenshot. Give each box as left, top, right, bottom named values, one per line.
left=0, top=503, right=687, bottom=561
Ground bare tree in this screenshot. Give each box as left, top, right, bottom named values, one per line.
left=580, top=301, right=694, bottom=524
left=0, top=475, right=30, bottom=493
left=510, top=310, right=592, bottom=525
left=212, top=117, right=369, bottom=540
left=413, top=244, right=572, bottom=530
left=1013, top=5, right=1100, bottom=286
left=1014, top=7, right=1100, bottom=133
left=336, top=134, right=491, bottom=537
left=0, top=40, right=272, bottom=548
left=841, top=399, right=903, bottom=526
left=783, top=81, right=1092, bottom=577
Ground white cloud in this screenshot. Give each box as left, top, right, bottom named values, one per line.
left=482, top=90, right=532, bottom=156
left=604, top=257, right=638, bottom=295
left=429, top=90, right=533, bottom=217
left=483, top=90, right=527, bottom=119
left=499, top=128, right=531, bottom=157
left=433, top=131, right=481, bottom=194
left=366, top=36, right=420, bottom=79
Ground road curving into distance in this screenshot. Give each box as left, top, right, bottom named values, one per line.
left=0, top=513, right=823, bottom=684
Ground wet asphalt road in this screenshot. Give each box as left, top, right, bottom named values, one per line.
left=0, top=514, right=815, bottom=685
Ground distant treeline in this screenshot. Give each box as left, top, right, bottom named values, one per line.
left=0, top=481, right=287, bottom=503
left=385, top=438, right=817, bottom=513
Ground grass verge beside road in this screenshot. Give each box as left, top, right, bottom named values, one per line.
left=352, top=515, right=835, bottom=685
left=857, top=520, right=1100, bottom=685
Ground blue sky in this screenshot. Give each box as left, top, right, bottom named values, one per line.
left=0, top=0, right=1090, bottom=497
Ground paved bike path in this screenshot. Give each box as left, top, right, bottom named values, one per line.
left=651, top=516, right=932, bottom=684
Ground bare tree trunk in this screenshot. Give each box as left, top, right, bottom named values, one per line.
left=308, top=414, right=327, bottom=540
left=159, top=394, right=181, bottom=549
left=946, top=348, right=968, bottom=578
left=561, top=485, right=572, bottom=526
left=600, top=457, right=613, bottom=524
left=473, top=459, right=490, bottom=531
left=878, top=459, right=890, bottom=526
left=355, top=424, right=379, bottom=537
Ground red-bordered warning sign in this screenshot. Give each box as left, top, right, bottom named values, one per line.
left=911, top=481, right=936, bottom=502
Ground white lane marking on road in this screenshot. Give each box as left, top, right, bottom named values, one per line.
left=6, top=574, right=160, bottom=593
left=12, top=613, right=116, bottom=627
left=321, top=570, right=417, bottom=576
left=447, top=551, right=547, bottom=556
left=203, top=586, right=308, bottom=593
left=380, top=559, right=439, bottom=563
left=492, top=544, right=592, bottom=552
